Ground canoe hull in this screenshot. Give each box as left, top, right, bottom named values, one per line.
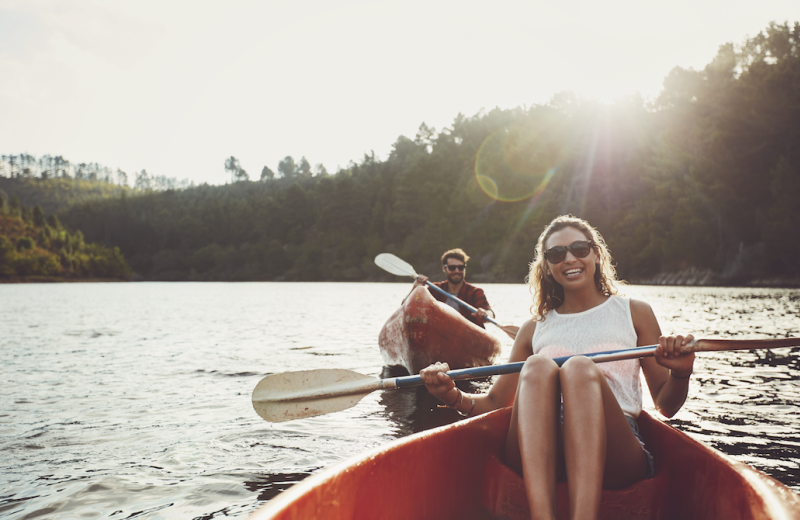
left=250, top=408, right=800, bottom=520
left=378, top=286, right=502, bottom=374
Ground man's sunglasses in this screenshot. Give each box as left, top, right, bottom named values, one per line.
left=445, top=264, right=466, bottom=272
left=543, top=240, right=594, bottom=264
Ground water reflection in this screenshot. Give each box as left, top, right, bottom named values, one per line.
left=377, top=384, right=478, bottom=437
left=241, top=472, right=313, bottom=503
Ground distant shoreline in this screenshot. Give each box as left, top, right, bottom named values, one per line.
left=0, top=276, right=130, bottom=284
left=3, top=275, right=799, bottom=288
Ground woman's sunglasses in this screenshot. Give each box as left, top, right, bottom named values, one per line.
left=445, top=264, right=466, bottom=272
left=543, top=240, right=594, bottom=264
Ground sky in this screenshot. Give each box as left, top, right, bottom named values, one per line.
left=1, top=0, right=798, bottom=186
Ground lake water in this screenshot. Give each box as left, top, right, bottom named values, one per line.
left=1, top=282, right=799, bottom=519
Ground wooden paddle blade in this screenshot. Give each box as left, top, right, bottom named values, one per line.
left=374, top=253, right=417, bottom=278
left=252, top=369, right=383, bottom=423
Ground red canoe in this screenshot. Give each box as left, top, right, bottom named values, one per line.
left=378, top=286, right=502, bottom=374
left=250, top=407, right=800, bottom=520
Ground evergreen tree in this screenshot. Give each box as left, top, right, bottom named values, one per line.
left=9, top=194, right=21, bottom=217
left=33, top=204, right=46, bottom=227
left=261, top=165, right=275, bottom=181
left=278, top=156, right=296, bottom=179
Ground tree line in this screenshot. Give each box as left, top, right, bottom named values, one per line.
left=0, top=154, right=194, bottom=191
left=224, top=155, right=328, bottom=183
left=6, top=22, right=799, bottom=284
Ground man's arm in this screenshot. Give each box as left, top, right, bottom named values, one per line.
left=469, top=287, right=494, bottom=319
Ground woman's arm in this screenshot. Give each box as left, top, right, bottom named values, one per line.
left=631, top=299, right=696, bottom=418
left=419, top=318, right=537, bottom=417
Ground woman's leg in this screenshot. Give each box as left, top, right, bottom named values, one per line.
left=505, top=355, right=561, bottom=520
left=559, top=356, right=648, bottom=520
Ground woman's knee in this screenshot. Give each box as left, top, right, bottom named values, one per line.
left=559, top=355, right=603, bottom=385
left=519, top=355, right=559, bottom=386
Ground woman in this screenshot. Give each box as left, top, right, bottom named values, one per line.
left=420, top=215, right=695, bottom=520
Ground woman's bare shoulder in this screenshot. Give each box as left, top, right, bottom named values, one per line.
left=506, top=318, right=537, bottom=362
left=629, top=298, right=656, bottom=319
left=628, top=298, right=661, bottom=341
left=517, top=317, right=537, bottom=337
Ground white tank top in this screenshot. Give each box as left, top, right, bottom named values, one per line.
left=531, top=295, right=642, bottom=418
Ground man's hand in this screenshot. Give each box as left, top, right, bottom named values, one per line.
left=473, top=308, right=493, bottom=321
left=412, top=274, right=428, bottom=289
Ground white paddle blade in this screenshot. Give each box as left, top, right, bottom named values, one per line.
left=499, top=325, right=520, bottom=339
left=253, top=392, right=367, bottom=423
left=252, top=369, right=382, bottom=423
left=374, top=253, right=417, bottom=278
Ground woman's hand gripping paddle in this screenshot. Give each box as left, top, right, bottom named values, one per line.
left=252, top=337, right=799, bottom=422
left=374, top=253, right=520, bottom=339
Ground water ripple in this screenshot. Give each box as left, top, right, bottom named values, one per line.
left=0, top=283, right=798, bottom=519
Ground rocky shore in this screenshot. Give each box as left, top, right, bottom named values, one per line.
left=469, top=266, right=800, bottom=288
left=0, top=275, right=128, bottom=283
left=628, top=267, right=800, bottom=288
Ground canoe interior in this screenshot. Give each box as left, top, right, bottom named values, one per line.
left=251, top=408, right=800, bottom=520
left=378, top=286, right=501, bottom=374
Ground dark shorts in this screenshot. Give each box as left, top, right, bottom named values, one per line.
left=626, top=415, right=655, bottom=479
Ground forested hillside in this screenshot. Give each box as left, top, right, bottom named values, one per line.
left=0, top=193, right=131, bottom=280
left=4, top=23, right=799, bottom=284
left=0, top=177, right=125, bottom=217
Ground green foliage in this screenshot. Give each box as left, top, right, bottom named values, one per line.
left=0, top=206, right=132, bottom=280
left=261, top=166, right=275, bottom=181
left=278, top=156, right=297, bottom=179
left=16, top=236, right=35, bottom=251
left=33, top=204, right=46, bottom=227
left=0, top=177, right=128, bottom=215
left=762, top=158, right=800, bottom=274
left=0, top=236, right=14, bottom=275
left=46, top=214, right=61, bottom=229
left=9, top=194, right=20, bottom=217
left=225, top=156, right=249, bottom=183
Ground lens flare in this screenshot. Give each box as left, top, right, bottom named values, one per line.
left=475, top=175, right=498, bottom=200
left=474, top=127, right=555, bottom=202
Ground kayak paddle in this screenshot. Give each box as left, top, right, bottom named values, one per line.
left=252, top=337, right=798, bottom=422
left=374, top=253, right=520, bottom=339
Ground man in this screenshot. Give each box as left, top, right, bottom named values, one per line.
left=404, top=248, right=494, bottom=328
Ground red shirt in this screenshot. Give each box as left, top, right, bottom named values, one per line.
left=428, top=281, right=492, bottom=328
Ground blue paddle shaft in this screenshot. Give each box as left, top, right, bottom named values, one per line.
left=392, top=345, right=659, bottom=388
left=424, top=280, right=501, bottom=327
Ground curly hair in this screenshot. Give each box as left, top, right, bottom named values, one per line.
left=526, top=215, right=623, bottom=320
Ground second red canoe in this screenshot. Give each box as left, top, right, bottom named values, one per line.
left=378, top=286, right=502, bottom=374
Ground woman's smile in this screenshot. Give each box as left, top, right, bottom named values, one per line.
left=562, top=266, right=584, bottom=280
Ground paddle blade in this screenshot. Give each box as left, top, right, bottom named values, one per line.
left=499, top=325, right=519, bottom=339
left=374, top=253, right=417, bottom=278
left=252, top=369, right=381, bottom=422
